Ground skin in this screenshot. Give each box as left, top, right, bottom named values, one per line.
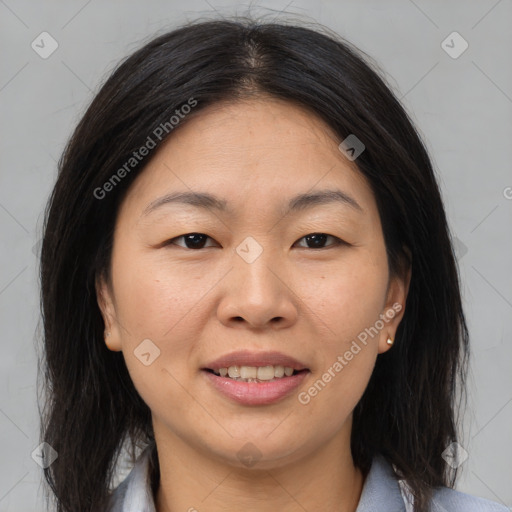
left=96, top=97, right=410, bottom=512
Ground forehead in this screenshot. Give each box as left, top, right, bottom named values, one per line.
left=119, top=98, right=377, bottom=222
left=172, top=98, right=344, bottom=167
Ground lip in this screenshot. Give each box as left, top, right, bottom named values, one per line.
left=202, top=369, right=310, bottom=405
left=202, top=350, right=309, bottom=371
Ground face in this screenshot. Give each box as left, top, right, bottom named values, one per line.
left=96, top=97, right=409, bottom=470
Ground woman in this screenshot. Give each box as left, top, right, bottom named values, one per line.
left=39, top=18, right=508, bottom=512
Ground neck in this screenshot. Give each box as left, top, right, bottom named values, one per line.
left=153, top=419, right=365, bottom=512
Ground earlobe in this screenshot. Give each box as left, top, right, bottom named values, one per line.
left=378, top=332, right=396, bottom=355
left=95, top=274, right=122, bottom=352
left=103, top=330, right=121, bottom=352
left=378, top=262, right=411, bottom=354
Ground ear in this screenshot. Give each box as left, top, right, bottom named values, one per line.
left=95, top=273, right=122, bottom=352
left=378, top=257, right=411, bottom=355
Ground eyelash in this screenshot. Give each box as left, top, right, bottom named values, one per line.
left=165, top=232, right=346, bottom=250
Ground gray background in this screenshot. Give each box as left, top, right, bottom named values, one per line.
left=1, top=1, right=511, bottom=510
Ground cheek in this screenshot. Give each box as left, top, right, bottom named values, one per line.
left=300, top=249, right=389, bottom=346
left=296, top=256, right=386, bottom=428
left=114, top=263, right=205, bottom=425
left=294, top=247, right=388, bottom=418
left=110, top=249, right=211, bottom=402
left=112, top=244, right=208, bottom=337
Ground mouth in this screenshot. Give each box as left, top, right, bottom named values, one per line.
left=202, top=365, right=309, bottom=383
left=201, top=350, right=310, bottom=405
left=201, top=350, right=310, bottom=382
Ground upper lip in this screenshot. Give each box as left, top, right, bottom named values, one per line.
left=203, top=350, right=309, bottom=371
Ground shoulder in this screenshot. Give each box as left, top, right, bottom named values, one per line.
left=429, top=486, right=509, bottom=512
left=367, top=455, right=508, bottom=512
left=104, top=447, right=157, bottom=512
left=397, top=466, right=508, bottom=512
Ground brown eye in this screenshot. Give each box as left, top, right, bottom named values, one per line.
left=294, top=233, right=344, bottom=249
left=167, top=233, right=218, bottom=249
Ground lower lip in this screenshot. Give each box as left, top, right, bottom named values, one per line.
left=202, top=370, right=309, bottom=406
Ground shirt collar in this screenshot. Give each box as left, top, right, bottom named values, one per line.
left=356, top=454, right=407, bottom=511
left=115, top=448, right=406, bottom=512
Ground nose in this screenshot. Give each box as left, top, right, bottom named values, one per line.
left=216, top=244, right=299, bottom=330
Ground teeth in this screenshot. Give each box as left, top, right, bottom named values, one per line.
left=213, top=365, right=298, bottom=381
left=240, top=366, right=257, bottom=379
left=274, top=365, right=285, bottom=378
left=227, top=366, right=240, bottom=378
left=257, top=366, right=275, bottom=380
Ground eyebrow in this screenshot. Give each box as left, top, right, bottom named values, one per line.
left=141, top=189, right=363, bottom=218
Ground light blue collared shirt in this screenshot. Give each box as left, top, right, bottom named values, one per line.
left=106, top=447, right=508, bottom=511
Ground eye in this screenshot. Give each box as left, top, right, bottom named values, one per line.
left=294, top=233, right=345, bottom=249
left=166, top=233, right=218, bottom=250
left=165, top=232, right=345, bottom=250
